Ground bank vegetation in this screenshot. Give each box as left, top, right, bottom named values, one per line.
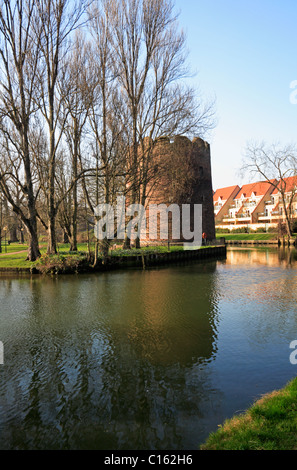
left=0, top=0, right=215, bottom=262
left=201, top=377, right=297, bottom=450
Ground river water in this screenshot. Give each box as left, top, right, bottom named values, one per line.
left=0, top=247, right=297, bottom=450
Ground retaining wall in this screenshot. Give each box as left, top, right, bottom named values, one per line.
left=99, top=245, right=227, bottom=271
left=225, top=238, right=296, bottom=246
left=0, top=246, right=227, bottom=275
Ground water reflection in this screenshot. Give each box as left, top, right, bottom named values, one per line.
left=1, top=248, right=297, bottom=449
left=0, top=265, right=221, bottom=450
left=224, top=246, right=297, bottom=267
left=217, top=248, right=297, bottom=350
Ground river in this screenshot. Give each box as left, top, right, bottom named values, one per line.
left=0, top=246, right=297, bottom=449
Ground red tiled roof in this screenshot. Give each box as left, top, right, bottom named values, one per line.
left=234, top=181, right=274, bottom=199
left=213, top=185, right=240, bottom=202
left=272, top=176, right=297, bottom=195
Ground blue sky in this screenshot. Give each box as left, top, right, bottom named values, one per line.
left=174, top=0, right=297, bottom=190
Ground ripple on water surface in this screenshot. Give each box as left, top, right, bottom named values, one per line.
left=0, top=248, right=297, bottom=449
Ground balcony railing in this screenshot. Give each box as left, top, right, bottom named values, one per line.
left=243, top=202, right=256, bottom=207
left=236, top=213, right=251, bottom=218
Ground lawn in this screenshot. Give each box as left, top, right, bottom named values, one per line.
left=201, top=377, right=297, bottom=450
left=0, top=244, right=32, bottom=268
left=216, top=233, right=277, bottom=241
left=0, top=243, right=187, bottom=269
left=0, top=243, right=67, bottom=269
left=0, top=243, right=28, bottom=254
left=0, top=252, right=33, bottom=268
left=110, top=244, right=184, bottom=256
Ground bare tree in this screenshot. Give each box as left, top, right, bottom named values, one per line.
left=59, top=33, right=94, bottom=251
left=108, top=0, right=215, bottom=248
left=242, top=141, right=297, bottom=237
left=87, top=0, right=131, bottom=259
left=0, top=0, right=41, bottom=260
left=35, top=0, right=89, bottom=254
left=0, top=0, right=216, bottom=259
left=88, top=1, right=115, bottom=259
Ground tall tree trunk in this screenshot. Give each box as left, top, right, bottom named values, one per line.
left=123, top=110, right=138, bottom=249
left=47, top=97, right=57, bottom=254
left=71, top=119, right=78, bottom=252
left=23, top=133, right=41, bottom=261
left=26, top=223, right=41, bottom=261
left=281, top=194, right=293, bottom=238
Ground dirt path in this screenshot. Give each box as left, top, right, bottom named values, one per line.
left=0, top=250, right=27, bottom=256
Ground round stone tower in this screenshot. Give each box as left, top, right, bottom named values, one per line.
left=143, top=135, right=216, bottom=243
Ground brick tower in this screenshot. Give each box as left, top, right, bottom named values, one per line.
left=142, top=135, right=216, bottom=244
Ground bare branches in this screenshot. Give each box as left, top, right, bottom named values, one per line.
left=0, top=0, right=41, bottom=259
left=241, top=141, right=297, bottom=236
left=242, top=141, right=297, bottom=187
left=0, top=0, right=216, bottom=257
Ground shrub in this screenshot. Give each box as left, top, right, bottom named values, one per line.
left=231, top=227, right=248, bottom=233
left=35, top=253, right=89, bottom=274
left=291, top=220, right=297, bottom=234
left=216, top=228, right=230, bottom=233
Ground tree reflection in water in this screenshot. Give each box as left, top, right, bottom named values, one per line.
left=1, top=248, right=297, bottom=450
left=0, top=263, right=221, bottom=450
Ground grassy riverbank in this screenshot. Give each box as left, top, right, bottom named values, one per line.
left=216, top=233, right=277, bottom=241
left=0, top=243, right=86, bottom=269
left=0, top=243, right=203, bottom=271
left=201, top=377, right=297, bottom=450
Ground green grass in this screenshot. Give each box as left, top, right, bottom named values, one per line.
left=201, top=377, right=297, bottom=450
left=0, top=252, right=32, bottom=268
left=110, top=245, right=184, bottom=256
left=56, top=243, right=89, bottom=253
left=0, top=243, right=190, bottom=269
left=0, top=243, right=28, bottom=254
left=216, top=233, right=276, bottom=241
left=0, top=244, right=31, bottom=268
